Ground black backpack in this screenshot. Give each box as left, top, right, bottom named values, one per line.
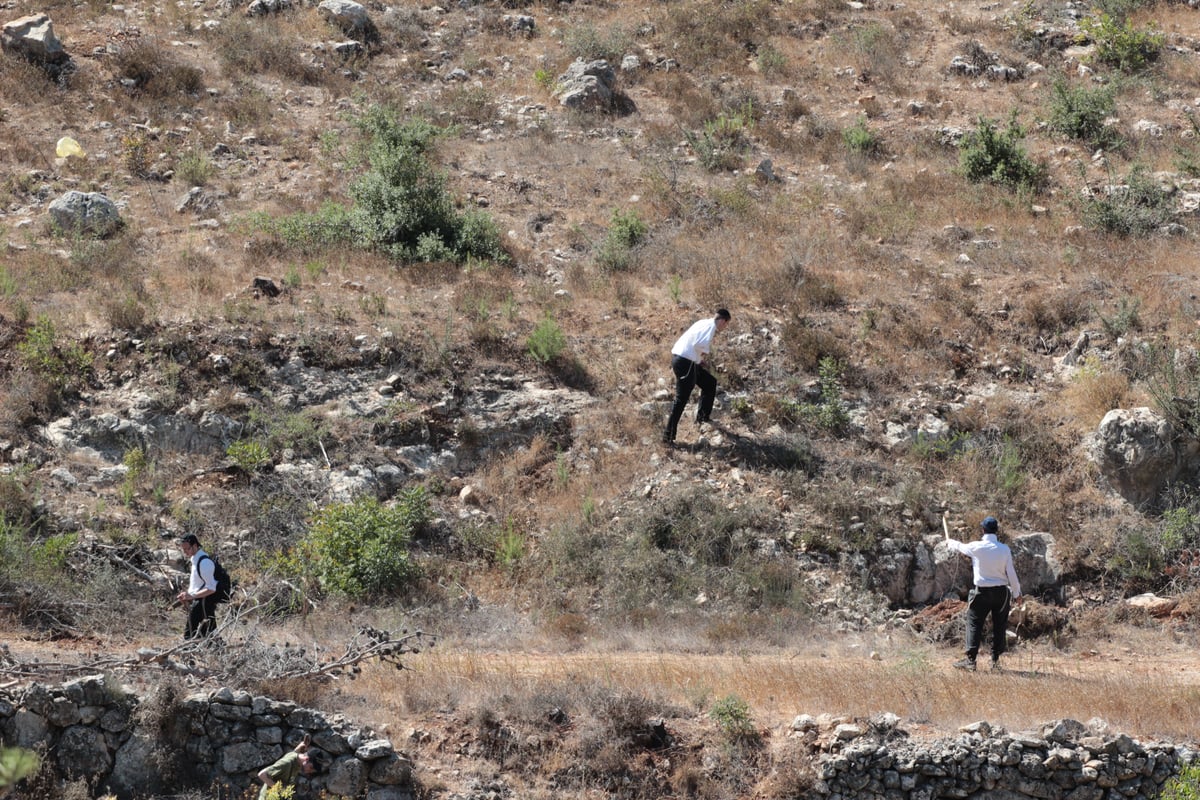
left=199, top=554, right=234, bottom=604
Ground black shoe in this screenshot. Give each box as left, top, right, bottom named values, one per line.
left=953, top=657, right=976, bottom=672
left=990, top=659, right=1002, bottom=672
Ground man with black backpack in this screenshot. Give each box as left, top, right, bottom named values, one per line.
left=177, top=534, right=228, bottom=639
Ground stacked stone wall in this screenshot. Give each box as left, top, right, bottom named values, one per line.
left=805, top=717, right=1196, bottom=800
left=0, top=674, right=412, bottom=799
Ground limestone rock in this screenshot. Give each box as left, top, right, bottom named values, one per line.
left=48, top=191, right=122, bottom=237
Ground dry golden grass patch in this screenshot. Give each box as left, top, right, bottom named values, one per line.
left=352, top=642, right=1200, bottom=741
left=1060, top=362, right=1134, bottom=430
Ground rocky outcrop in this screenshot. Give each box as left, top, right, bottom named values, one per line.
left=869, top=533, right=1062, bottom=606
left=1, top=13, right=68, bottom=64
left=1087, top=407, right=1200, bottom=506
left=318, top=0, right=377, bottom=42
left=0, top=674, right=414, bottom=800
left=555, top=59, right=617, bottom=111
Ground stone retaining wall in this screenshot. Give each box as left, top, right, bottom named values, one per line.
left=0, top=674, right=413, bottom=799
left=805, top=716, right=1197, bottom=800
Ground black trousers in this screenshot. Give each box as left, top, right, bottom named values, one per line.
left=185, top=595, right=219, bottom=639
left=665, top=355, right=717, bottom=439
left=965, top=585, right=1011, bottom=661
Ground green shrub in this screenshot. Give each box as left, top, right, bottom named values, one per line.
left=245, top=106, right=507, bottom=265
left=0, top=747, right=39, bottom=791
left=245, top=203, right=354, bottom=252
left=176, top=148, right=214, bottom=186
left=959, top=115, right=1047, bottom=192
left=1099, top=295, right=1141, bottom=338
left=1047, top=79, right=1121, bottom=150
left=797, top=357, right=850, bottom=434
left=248, top=408, right=330, bottom=461
left=687, top=104, right=755, bottom=172
left=463, top=518, right=527, bottom=571
left=300, top=490, right=429, bottom=597
left=1081, top=12, right=1162, bottom=72
left=564, top=22, right=632, bottom=63
left=226, top=439, right=272, bottom=472
left=0, top=514, right=76, bottom=584
left=843, top=116, right=881, bottom=156
left=1081, top=165, right=1174, bottom=236
left=17, top=316, right=92, bottom=393
left=595, top=208, right=649, bottom=272
left=1162, top=764, right=1200, bottom=800
left=527, top=313, right=566, bottom=364
left=709, top=694, right=758, bottom=742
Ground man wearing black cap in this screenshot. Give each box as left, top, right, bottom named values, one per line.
left=176, top=534, right=218, bottom=639
left=943, top=513, right=1022, bottom=671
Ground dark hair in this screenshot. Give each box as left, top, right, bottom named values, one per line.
left=179, top=534, right=200, bottom=546
left=306, top=751, right=329, bottom=773
left=981, top=516, right=999, bottom=534
left=715, top=308, right=731, bottom=321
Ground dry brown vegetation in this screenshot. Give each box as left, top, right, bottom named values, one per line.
left=5, top=0, right=1200, bottom=793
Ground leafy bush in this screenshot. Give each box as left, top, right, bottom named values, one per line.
left=595, top=208, right=649, bottom=272
left=1081, top=12, right=1162, bottom=73
left=795, top=357, right=850, bottom=434
left=1161, top=762, right=1200, bottom=800
left=564, top=22, right=632, bottom=62
left=226, top=439, right=272, bottom=472
left=959, top=115, right=1047, bottom=192
left=17, top=316, right=92, bottom=394
left=300, top=490, right=429, bottom=597
left=1099, top=295, right=1141, bottom=338
left=176, top=148, right=214, bottom=186
left=527, top=313, right=566, bottom=364
left=0, top=747, right=39, bottom=792
left=246, top=106, right=508, bottom=265
left=709, top=694, right=758, bottom=742
left=687, top=104, right=755, bottom=172
left=0, top=514, right=76, bottom=585
left=843, top=116, right=881, bottom=156
left=1081, top=166, right=1175, bottom=237
left=1047, top=79, right=1121, bottom=150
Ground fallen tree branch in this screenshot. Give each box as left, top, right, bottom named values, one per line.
left=0, top=604, right=436, bottom=689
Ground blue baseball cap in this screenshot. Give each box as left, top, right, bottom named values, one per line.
left=981, top=516, right=999, bottom=534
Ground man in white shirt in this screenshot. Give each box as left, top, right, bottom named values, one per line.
left=944, top=514, right=1022, bottom=671
left=177, top=534, right=219, bottom=639
left=663, top=309, right=731, bottom=444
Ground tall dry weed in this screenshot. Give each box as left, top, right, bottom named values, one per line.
left=1060, top=360, right=1132, bottom=428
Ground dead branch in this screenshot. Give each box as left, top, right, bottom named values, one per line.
left=0, top=603, right=436, bottom=689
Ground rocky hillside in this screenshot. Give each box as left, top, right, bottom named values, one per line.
left=4, top=0, right=1200, bottom=790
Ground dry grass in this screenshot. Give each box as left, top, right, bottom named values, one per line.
left=1060, top=362, right=1134, bottom=430
left=346, top=633, right=1200, bottom=742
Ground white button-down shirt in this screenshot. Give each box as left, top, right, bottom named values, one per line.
left=946, top=534, right=1021, bottom=596
left=671, top=318, right=718, bottom=364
